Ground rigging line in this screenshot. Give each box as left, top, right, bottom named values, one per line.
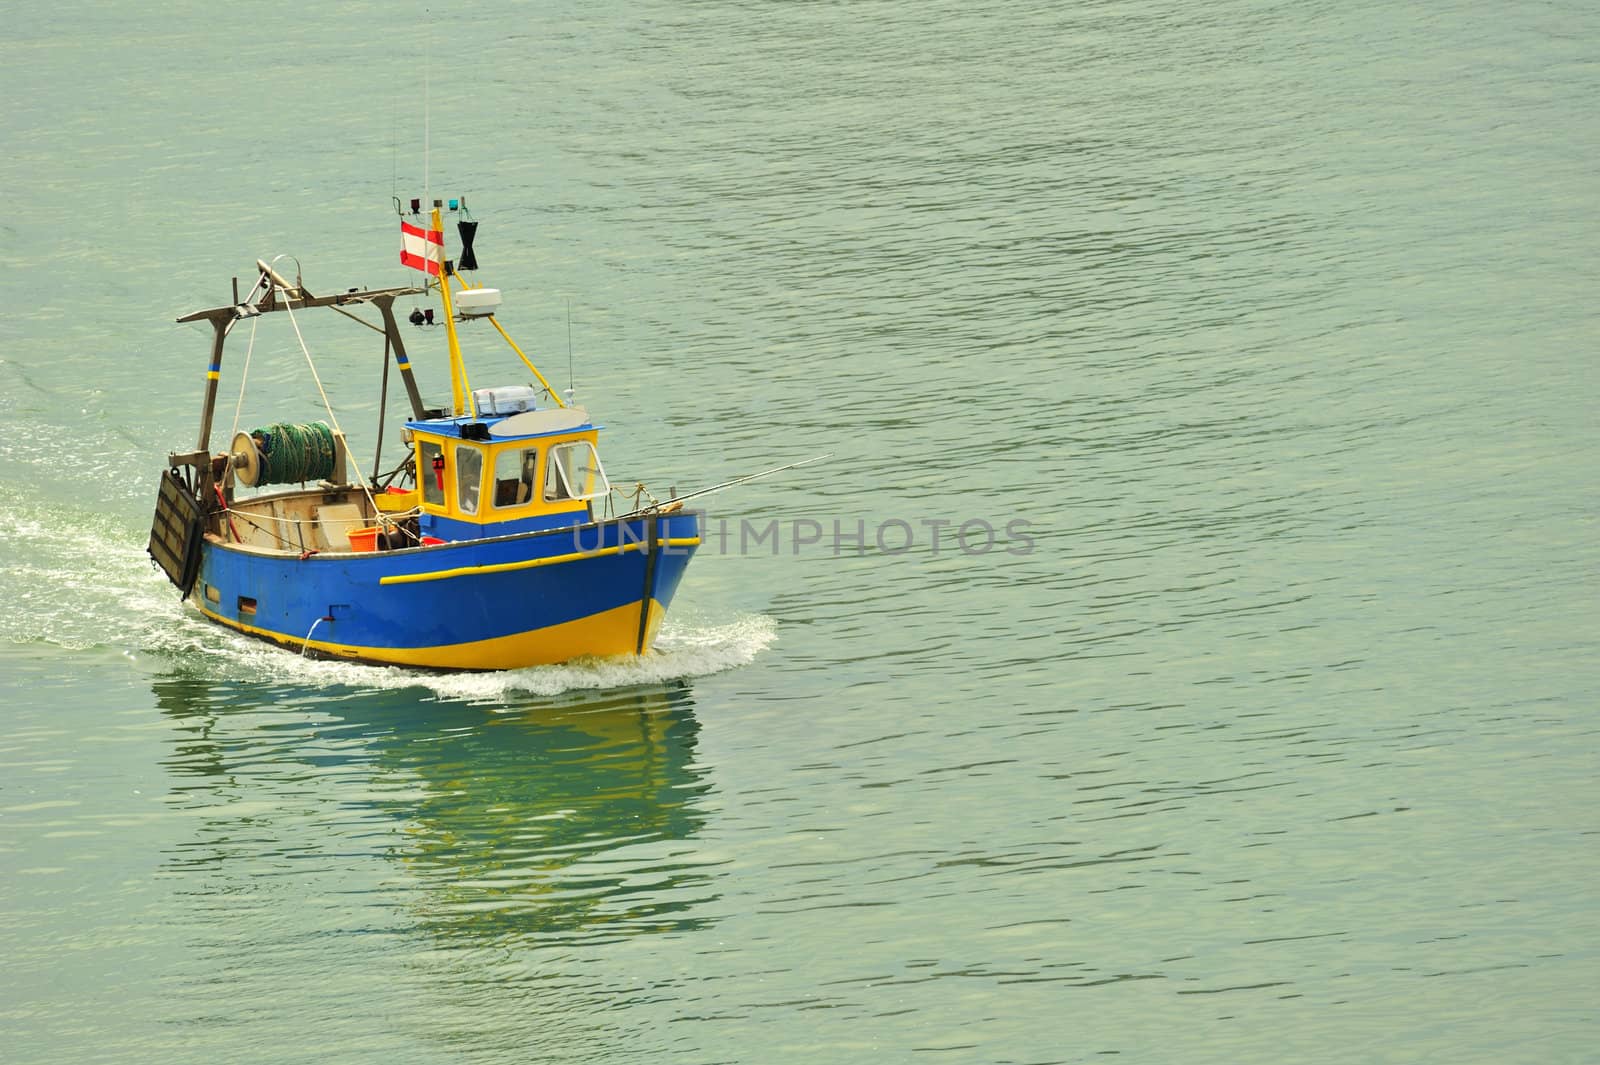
left=278, top=285, right=380, bottom=520
left=220, top=509, right=298, bottom=550
left=617, top=453, right=834, bottom=518
left=221, top=505, right=422, bottom=537
left=328, top=305, right=386, bottom=334
left=228, top=314, right=260, bottom=445
left=374, top=331, right=392, bottom=484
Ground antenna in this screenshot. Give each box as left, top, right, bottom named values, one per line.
left=423, top=12, right=431, bottom=220
left=566, top=296, right=575, bottom=404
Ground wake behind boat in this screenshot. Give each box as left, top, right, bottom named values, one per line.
left=148, top=196, right=700, bottom=670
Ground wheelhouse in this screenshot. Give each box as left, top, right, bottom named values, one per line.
left=403, top=409, right=611, bottom=541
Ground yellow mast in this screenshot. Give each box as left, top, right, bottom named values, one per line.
left=433, top=205, right=475, bottom=417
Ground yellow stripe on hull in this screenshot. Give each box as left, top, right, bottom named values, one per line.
left=379, top=537, right=701, bottom=586
left=194, top=598, right=667, bottom=671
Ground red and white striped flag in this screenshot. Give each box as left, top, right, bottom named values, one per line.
left=400, top=221, right=444, bottom=275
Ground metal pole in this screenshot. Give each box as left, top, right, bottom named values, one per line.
left=375, top=295, right=426, bottom=418
left=195, top=318, right=227, bottom=452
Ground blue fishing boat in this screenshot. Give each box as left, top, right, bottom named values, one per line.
left=148, top=197, right=700, bottom=670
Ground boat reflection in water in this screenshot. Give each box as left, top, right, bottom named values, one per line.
left=385, top=682, right=717, bottom=945
left=153, top=674, right=717, bottom=948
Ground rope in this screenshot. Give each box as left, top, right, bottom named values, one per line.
left=217, top=505, right=424, bottom=549
left=617, top=481, right=661, bottom=510
left=217, top=505, right=422, bottom=529
left=228, top=315, right=259, bottom=446
left=280, top=280, right=380, bottom=517
left=249, top=421, right=338, bottom=484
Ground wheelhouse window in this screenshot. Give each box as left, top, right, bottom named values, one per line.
left=544, top=440, right=609, bottom=502
left=418, top=440, right=445, bottom=507
left=456, top=444, right=484, bottom=515
left=493, top=447, right=540, bottom=509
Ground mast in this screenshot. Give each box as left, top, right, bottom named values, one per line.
left=195, top=318, right=229, bottom=452
left=417, top=196, right=568, bottom=414
left=376, top=297, right=427, bottom=420
left=432, top=203, right=475, bottom=417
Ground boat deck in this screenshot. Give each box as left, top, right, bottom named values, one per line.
left=218, top=485, right=388, bottom=554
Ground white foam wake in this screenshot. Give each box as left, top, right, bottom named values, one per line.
left=181, top=609, right=777, bottom=702
left=0, top=491, right=775, bottom=700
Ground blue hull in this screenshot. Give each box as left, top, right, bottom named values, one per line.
left=189, top=511, right=701, bottom=670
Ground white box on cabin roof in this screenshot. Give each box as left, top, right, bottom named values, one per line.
left=472, top=385, right=542, bottom=415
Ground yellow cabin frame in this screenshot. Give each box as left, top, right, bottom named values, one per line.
left=411, top=430, right=602, bottom=525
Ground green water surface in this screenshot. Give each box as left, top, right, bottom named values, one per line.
left=2, top=1, right=1597, bottom=1062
